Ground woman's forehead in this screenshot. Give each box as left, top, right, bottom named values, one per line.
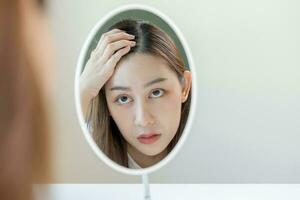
left=106, top=53, right=178, bottom=88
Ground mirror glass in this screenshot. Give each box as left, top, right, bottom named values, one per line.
left=75, top=5, right=196, bottom=175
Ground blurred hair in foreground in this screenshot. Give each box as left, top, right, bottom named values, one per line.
left=0, top=0, right=53, bottom=199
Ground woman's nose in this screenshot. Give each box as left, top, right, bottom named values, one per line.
left=134, top=101, right=155, bottom=127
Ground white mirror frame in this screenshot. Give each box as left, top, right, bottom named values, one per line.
left=75, top=4, right=197, bottom=176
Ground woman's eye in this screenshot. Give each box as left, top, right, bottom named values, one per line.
left=116, top=95, right=132, bottom=105
left=149, top=89, right=165, bottom=98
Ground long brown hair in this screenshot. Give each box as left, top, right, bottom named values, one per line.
left=86, top=19, right=191, bottom=167
left=0, top=0, right=51, bottom=199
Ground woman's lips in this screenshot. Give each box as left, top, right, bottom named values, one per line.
left=137, top=133, right=161, bottom=144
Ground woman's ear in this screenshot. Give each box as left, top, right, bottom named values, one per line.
left=181, top=70, right=192, bottom=103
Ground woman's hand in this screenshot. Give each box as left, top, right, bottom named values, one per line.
left=79, top=29, right=136, bottom=116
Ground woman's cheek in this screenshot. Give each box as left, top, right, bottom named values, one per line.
left=155, top=93, right=182, bottom=121
left=110, top=105, right=133, bottom=132
left=111, top=105, right=126, bottom=121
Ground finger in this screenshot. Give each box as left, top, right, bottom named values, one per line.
left=96, top=29, right=122, bottom=50
left=89, top=29, right=123, bottom=60
left=90, top=29, right=133, bottom=60
left=98, top=31, right=135, bottom=55
left=106, top=45, right=131, bottom=67
left=102, top=40, right=135, bottom=62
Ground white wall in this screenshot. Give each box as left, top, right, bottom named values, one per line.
left=47, top=0, right=300, bottom=183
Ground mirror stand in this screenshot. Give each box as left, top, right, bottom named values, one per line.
left=142, top=174, right=151, bottom=200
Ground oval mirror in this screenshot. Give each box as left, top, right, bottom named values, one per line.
left=75, top=4, right=197, bottom=176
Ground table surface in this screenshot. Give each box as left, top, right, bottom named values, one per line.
left=34, top=184, right=300, bottom=200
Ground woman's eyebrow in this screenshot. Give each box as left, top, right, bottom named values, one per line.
left=110, top=77, right=167, bottom=91
left=144, top=77, right=167, bottom=88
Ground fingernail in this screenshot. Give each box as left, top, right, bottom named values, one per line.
left=128, top=34, right=135, bottom=38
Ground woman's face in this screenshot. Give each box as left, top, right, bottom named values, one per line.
left=105, top=53, right=190, bottom=157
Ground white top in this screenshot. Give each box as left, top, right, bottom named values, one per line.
left=127, top=153, right=142, bottom=169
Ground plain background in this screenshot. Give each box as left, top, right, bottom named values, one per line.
left=47, top=0, right=300, bottom=183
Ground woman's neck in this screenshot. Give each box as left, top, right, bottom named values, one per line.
left=127, top=144, right=168, bottom=168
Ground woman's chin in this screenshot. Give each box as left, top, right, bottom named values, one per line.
left=138, top=146, right=166, bottom=157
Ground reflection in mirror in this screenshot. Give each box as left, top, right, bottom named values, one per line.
left=79, top=19, right=192, bottom=169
